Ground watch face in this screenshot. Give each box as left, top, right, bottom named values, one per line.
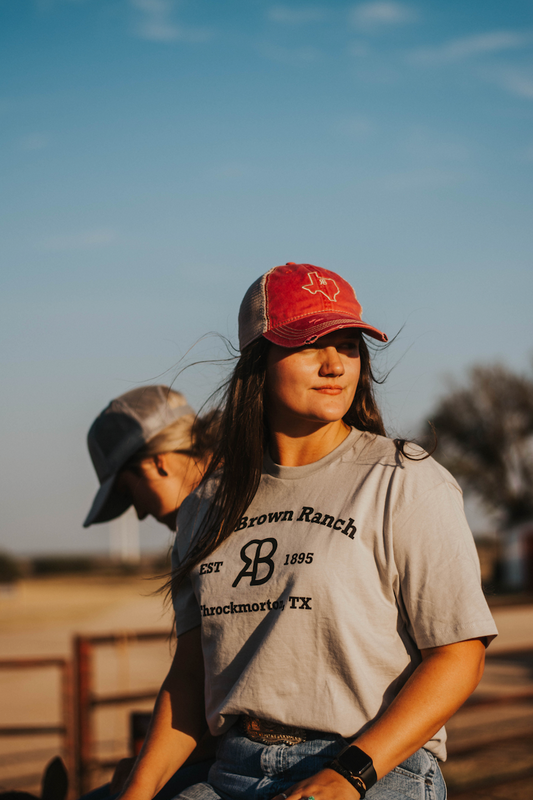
left=338, top=745, right=373, bottom=777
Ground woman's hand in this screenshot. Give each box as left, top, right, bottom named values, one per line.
left=271, top=768, right=360, bottom=800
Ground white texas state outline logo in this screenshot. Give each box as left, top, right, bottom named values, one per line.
left=302, top=271, right=340, bottom=302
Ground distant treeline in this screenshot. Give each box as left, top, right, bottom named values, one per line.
left=0, top=551, right=171, bottom=582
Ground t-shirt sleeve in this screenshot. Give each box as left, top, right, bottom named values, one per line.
left=171, top=494, right=202, bottom=637
left=172, top=572, right=202, bottom=637
left=392, top=472, right=498, bottom=650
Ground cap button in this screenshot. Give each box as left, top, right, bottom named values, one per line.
left=286, top=262, right=296, bottom=265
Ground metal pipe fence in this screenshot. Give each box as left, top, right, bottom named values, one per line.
left=0, top=657, right=74, bottom=795
left=73, top=630, right=171, bottom=795
left=1, top=637, right=532, bottom=798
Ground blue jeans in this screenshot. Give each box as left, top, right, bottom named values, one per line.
left=175, top=728, right=446, bottom=800
left=79, top=760, right=214, bottom=800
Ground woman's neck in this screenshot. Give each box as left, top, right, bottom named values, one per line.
left=268, top=420, right=352, bottom=467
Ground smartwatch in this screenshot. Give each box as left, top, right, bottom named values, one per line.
left=328, top=744, right=377, bottom=798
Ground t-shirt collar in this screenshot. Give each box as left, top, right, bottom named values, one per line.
left=264, top=427, right=363, bottom=480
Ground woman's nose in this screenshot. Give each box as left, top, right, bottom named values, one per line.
left=318, top=347, right=345, bottom=376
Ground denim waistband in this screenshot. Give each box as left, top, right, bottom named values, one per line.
left=175, top=729, right=446, bottom=800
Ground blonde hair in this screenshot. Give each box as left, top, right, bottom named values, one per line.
left=134, top=413, right=196, bottom=459
left=127, top=407, right=220, bottom=465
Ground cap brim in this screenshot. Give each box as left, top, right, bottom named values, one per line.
left=83, top=474, right=131, bottom=528
left=264, top=315, right=388, bottom=347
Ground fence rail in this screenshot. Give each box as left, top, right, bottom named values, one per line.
left=2, top=637, right=532, bottom=798
left=0, top=656, right=74, bottom=796
left=74, top=630, right=171, bottom=795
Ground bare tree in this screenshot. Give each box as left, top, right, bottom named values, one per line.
left=426, top=363, right=533, bottom=529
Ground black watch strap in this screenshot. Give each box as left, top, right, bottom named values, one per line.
left=329, top=744, right=377, bottom=794
left=327, top=759, right=367, bottom=798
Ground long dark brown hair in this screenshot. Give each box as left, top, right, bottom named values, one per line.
left=169, top=332, right=419, bottom=597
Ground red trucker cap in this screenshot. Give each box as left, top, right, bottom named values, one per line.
left=238, top=262, right=388, bottom=350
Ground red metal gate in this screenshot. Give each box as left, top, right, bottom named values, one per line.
left=73, top=630, right=171, bottom=795
left=0, top=657, right=74, bottom=796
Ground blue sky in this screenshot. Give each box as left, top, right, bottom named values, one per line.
left=1, top=0, right=532, bottom=555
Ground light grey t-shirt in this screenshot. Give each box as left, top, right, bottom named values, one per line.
left=172, top=429, right=497, bottom=760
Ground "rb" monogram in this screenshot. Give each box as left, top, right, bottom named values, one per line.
left=232, top=538, right=278, bottom=587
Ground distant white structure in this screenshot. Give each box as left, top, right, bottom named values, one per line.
left=109, top=506, right=140, bottom=563
left=501, top=522, right=533, bottom=591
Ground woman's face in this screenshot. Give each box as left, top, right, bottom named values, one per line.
left=115, top=452, right=204, bottom=530
left=265, top=329, right=361, bottom=432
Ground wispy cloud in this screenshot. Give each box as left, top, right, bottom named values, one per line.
left=130, top=0, right=212, bottom=43
left=19, top=133, right=49, bottom=151
left=35, top=0, right=90, bottom=7
left=350, top=2, right=417, bottom=29
left=491, top=67, right=533, bottom=99
left=348, top=40, right=372, bottom=58
left=41, top=229, right=118, bottom=251
left=410, top=30, right=530, bottom=65
left=371, top=167, right=464, bottom=192
left=257, top=42, right=321, bottom=65
left=267, top=5, right=326, bottom=24
left=333, top=114, right=375, bottom=136
left=403, top=128, right=470, bottom=163
left=352, top=62, right=402, bottom=84
left=207, top=161, right=259, bottom=180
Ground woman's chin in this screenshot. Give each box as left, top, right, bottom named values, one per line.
left=158, top=510, right=179, bottom=530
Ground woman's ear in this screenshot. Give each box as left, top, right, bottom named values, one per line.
left=153, top=454, right=169, bottom=477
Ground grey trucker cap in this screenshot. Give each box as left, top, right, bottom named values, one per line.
left=84, top=385, right=195, bottom=527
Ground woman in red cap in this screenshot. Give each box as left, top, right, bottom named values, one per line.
left=117, top=264, right=497, bottom=800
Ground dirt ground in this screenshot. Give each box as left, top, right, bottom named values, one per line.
left=1, top=576, right=532, bottom=796
left=0, top=574, right=174, bottom=656
left=0, top=575, right=175, bottom=794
